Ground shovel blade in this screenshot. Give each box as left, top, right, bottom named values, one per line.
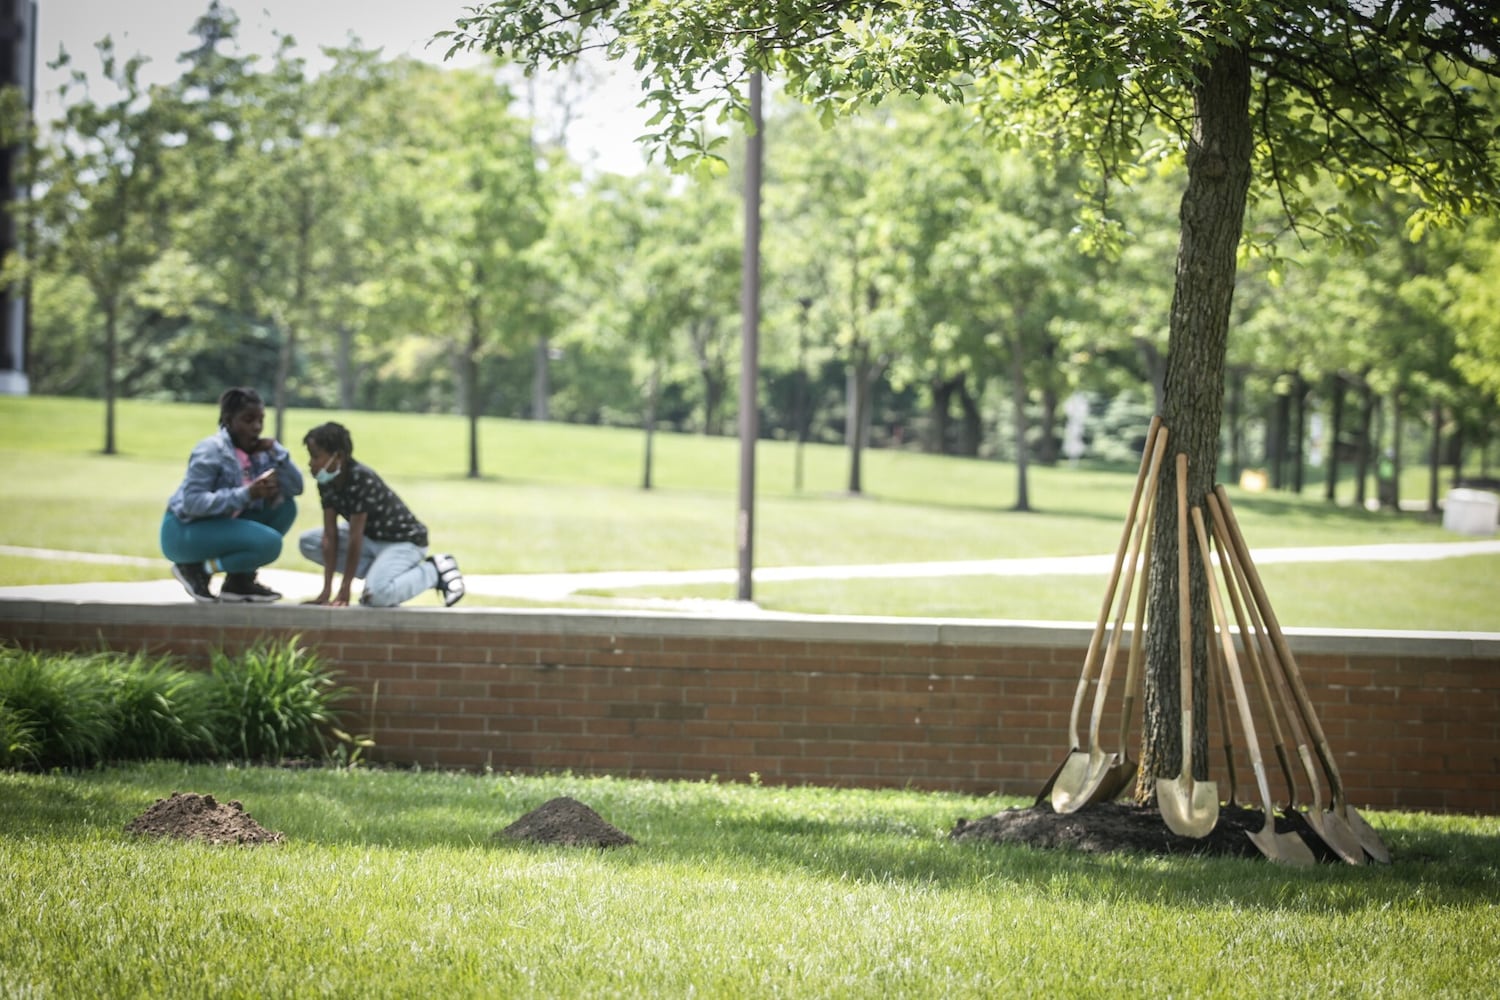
left=1157, top=777, right=1220, bottom=839
left=1305, top=808, right=1367, bottom=864
left=1248, top=824, right=1317, bottom=866
left=1050, top=752, right=1093, bottom=813
left=1053, top=749, right=1125, bottom=814
left=1344, top=805, right=1391, bottom=863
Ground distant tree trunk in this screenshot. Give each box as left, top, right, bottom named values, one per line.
left=1270, top=385, right=1290, bottom=490
left=1037, top=385, right=1060, bottom=466
left=1428, top=400, right=1442, bottom=513
left=336, top=325, right=356, bottom=410
left=1325, top=374, right=1344, bottom=502
left=532, top=336, right=550, bottom=421
left=641, top=361, right=660, bottom=490
left=1354, top=376, right=1374, bottom=509
left=1135, top=336, right=1167, bottom=412
left=928, top=373, right=957, bottom=454
left=846, top=348, right=882, bottom=495
left=1008, top=333, right=1031, bottom=512
left=1291, top=373, right=1306, bottom=494
left=273, top=318, right=296, bottom=445
left=465, top=297, right=482, bottom=480
left=1227, top=367, right=1245, bottom=479
left=1390, top=390, right=1404, bottom=510
left=102, top=296, right=118, bottom=455
left=957, top=378, right=982, bottom=458
left=1139, top=44, right=1252, bottom=799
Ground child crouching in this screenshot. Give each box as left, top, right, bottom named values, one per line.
left=298, top=421, right=464, bottom=608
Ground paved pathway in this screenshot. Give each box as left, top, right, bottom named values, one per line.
left=2, top=540, right=1498, bottom=608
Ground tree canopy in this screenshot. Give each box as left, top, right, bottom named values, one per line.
left=447, top=0, right=1500, bottom=790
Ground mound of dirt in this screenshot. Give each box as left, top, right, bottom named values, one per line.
left=124, top=791, right=285, bottom=846
left=951, top=800, right=1338, bottom=861
left=497, top=796, right=635, bottom=848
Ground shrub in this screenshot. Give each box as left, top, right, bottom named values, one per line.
left=208, top=636, right=352, bottom=764
left=0, top=699, right=39, bottom=768
left=0, top=646, right=115, bottom=769
left=104, top=652, right=222, bottom=762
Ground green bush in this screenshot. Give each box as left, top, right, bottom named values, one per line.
left=0, top=699, right=38, bottom=768
left=0, top=646, right=115, bottom=768
left=103, top=652, right=222, bottom=762
left=208, top=636, right=352, bottom=764
left=1, top=639, right=358, bottom=770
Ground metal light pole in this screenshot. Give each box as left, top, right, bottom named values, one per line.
left=735, top=71, right=763, bottom=602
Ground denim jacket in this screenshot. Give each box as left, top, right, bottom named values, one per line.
left=166, top=427, right=305, bottom=522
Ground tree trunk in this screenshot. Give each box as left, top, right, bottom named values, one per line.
left=532, top=336, right=550, bottom=421
left=1135, top=336, right=1167, bottom=412
left=1227, top=367, right=1244, bottom=479
left=1270, top=385, right=1289, bottom=490
left=1139, top=44, right=1252, bottom=799
left=1325, top=374, right=1344, bottom=503
left=465, top=304, right=482, bottom=480
left=846, top=350, right=871, bottom=495
left=1390, top=390, right=1403, bottom=510
left=642, top=361, right=660, bottom=490
left=1428, top=400, right=1442, bottom=513
left=1354, top=377, right=1374, bottom=509
left=1292, top=373, right=1306, bottom=494
left=1008, top=334, right=1031, bottom=513
left=929, top=374, right=956, bottom=454
left=337, top=326, right=356, bottom=410
left=1037, top=386, right=1060, bottom=466
left=957, top=378, right=982, bottom=458
left=102, top=298, right=118, bottom=456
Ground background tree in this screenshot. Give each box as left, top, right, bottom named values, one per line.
left=26, top=41, right=180, bottom=454
left=448, top=0, right=1500, bottom=796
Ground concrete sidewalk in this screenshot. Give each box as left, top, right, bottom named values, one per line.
left=2, top=540, right=1497, bottom=607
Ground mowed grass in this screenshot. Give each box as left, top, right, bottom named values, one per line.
left=2, top=395, right=1496, bottom=630
left=2, top=763, right=1498, bottom=997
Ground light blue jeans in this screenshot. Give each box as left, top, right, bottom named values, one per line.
left=298, top=526, right=437, bottom=607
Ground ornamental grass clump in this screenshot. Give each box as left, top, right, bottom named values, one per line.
left=0, top=646, right=113, bottom=768
left=207, top=636, right=353, bottom=765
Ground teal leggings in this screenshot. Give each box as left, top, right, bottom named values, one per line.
left=160, top=500, right=298, bottom=574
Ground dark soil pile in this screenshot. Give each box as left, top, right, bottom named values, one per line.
left=951, top=800, right=1337, bottom=861
left=497, top=796, right=635, bottom=848
left=124, top=791, right=284, bottom=846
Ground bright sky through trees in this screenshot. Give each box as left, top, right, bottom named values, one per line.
left=33, top=0, right=649, bottom=171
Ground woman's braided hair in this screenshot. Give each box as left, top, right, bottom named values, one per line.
left=217, top=387, right=263, bottom=428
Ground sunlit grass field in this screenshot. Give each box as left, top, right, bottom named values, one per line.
left=2, top=395, right=1496, bottom=630
left=2, top=762, right=1498, bottom=997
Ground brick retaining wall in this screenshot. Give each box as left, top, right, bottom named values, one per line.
left=2, top=600, right=1496, bottom=814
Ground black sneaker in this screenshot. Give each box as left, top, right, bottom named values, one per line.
left=172, top=562, right=217, bottom=603
left=219, top=572, right=281, bottom=604
left=431, top=554, right=465, bottom=607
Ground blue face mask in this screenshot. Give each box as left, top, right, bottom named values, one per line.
left=314, top=462, right=341, bottom=485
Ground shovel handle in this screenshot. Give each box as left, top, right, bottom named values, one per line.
left=1191, top=505, right=1278, bottom=815
left=1212, top=485, right=1349, bottom=804
left=1175, top=452, right=1195, bottom=778
left=1068, top=414, right=1164, bottom=748
left=1087, top=423, right=1169, bottom=748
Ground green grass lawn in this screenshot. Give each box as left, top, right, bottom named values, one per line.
left=3, top=395, right=1497, bottom=630
left=2, top=763, right=1497, bottom=997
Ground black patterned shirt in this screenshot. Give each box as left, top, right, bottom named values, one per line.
left=316, top=459, right=429, bottom=547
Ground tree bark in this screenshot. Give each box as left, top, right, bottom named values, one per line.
left=1139, top=44, right=1252, bottom=798
left=1008, top=334, right=1031, bottom=512
left=1325, top=374, right=1344, bottom=502
left=957, top=378, right=982, bottom=458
